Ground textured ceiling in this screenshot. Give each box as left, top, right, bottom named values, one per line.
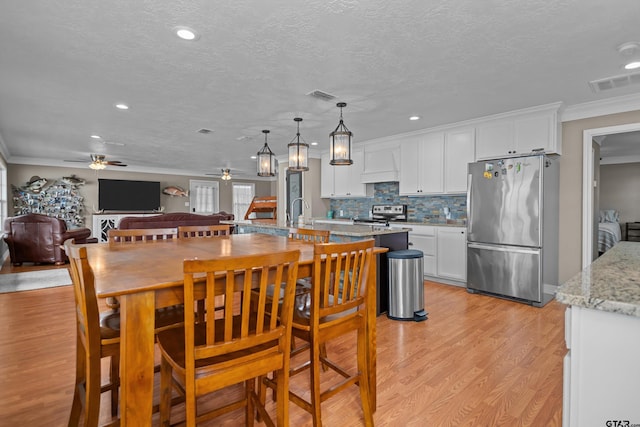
left=1, top=0, right=640, bottom=178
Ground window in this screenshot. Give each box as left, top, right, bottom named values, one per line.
left=233, top=183, right=255, bottom=220
left=0, top=159, right=6, bottom=230
left=189, top=180, right=219, bottom=214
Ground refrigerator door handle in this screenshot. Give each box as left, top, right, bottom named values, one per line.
left=468, top=242, right=539, bottom=255
left=467, top=173, right=473, bottom=235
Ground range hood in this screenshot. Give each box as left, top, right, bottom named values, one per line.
left=360, top=145, right=399, bottom=183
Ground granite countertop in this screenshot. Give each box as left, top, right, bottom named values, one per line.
left=556, top=241, right=640, bottom=317
left=223, top=219, right=410, bottom=237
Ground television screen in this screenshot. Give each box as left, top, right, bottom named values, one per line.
left=98, top=179, right=161, bottom=211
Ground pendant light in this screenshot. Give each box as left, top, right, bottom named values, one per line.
left=257, top=129, right=276, bottom=177
left=288, top=117, right=309, bottom=171
left=329, top=102, right=353, bottom=165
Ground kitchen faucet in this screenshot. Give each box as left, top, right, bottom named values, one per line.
left=289, top=197, right=309, bottom=225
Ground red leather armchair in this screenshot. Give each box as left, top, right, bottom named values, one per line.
left=3, top=213, right=93, bottom=266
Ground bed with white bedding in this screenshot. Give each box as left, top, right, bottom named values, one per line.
left=598, top=221, right=621, bottom=253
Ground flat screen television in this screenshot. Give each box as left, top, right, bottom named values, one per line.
left=98, top=179, right=161, bottom=212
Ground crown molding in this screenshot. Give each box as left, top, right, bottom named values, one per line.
left=561, top=92, right=640, bottom=122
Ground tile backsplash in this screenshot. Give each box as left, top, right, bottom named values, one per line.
left=329, top=182, right=466, bottom=223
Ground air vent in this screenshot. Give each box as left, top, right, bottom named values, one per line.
left=306, top=89, right=337, bottom=101
left=589, top=71, right=640, bottom=92
left=197, top=128, right=213, bottom=134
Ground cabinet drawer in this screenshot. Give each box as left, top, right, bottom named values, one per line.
left=410, top=234, right=436, bottom=256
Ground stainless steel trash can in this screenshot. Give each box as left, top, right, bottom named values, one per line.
left=388, top=249, right=428, bottom=322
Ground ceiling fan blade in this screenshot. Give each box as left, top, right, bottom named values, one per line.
left=64, top=159, right=88, bottom=163
left=106, top=162, right=127, bottom=167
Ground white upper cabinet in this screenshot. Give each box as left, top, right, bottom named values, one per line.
left=444, top=128, right=475, bottom=193
left=475, top=103, right=561, bottom=160
left=399, top=132, right=444, bottom=195
left=399, top=128, right=474, bottom=196
left=321, top=148, right=372, bottom=198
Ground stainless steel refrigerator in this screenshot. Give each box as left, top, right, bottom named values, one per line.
left=466, top=154, right=559, bottom=306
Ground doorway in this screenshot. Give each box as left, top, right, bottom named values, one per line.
left=582, top=123, right=640, bottom=268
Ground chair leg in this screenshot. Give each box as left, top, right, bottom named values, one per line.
left=84, top=352, right=102, bottom=427
left=110, top=354, right=119, bottom=416
left=275, top=367, right=289, bottom=427
left=319, top=343, right=329, bottom=372
left=246, top=378, right=255, bottom=427
left=310, top=340, right=323, bottom=427
left=159, top=357, right=173, bottom=426
left=68, top=337, right=84, bottom=427
left=357, top=325, right=374, bottom=427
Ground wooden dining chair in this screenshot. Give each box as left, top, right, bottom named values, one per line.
left=107, top=227, right=178, bottom=244
left=155, top=249, right=300, bottom=426
left=65, top=239, right=121, bottom=426
left=177, top=224, right=232, bottom=320
left=288, top=228, right=330, bottom=244
left=177, top=224, right=231, bottom=238
left=264, top=239, right=375, bottom=427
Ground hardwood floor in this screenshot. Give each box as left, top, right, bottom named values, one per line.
left=0, top=274, right=565, bottom=426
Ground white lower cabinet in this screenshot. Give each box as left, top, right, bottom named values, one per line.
left=563, top=306, right=640, bottom=426
left=406, top=225, right=437, bottom=276
left=436, top=227, right=467, bottom=281
left=405, top=225, right=466, bottom=285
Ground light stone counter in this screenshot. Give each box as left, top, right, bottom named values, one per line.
left=222, top=219, right=411, bottom=238
left=556, top=241, right=640, bottom=317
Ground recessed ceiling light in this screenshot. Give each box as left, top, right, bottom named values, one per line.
left=409, top=115, right=420, bottom=121
left=311, top=142, right=318, bottom=146
left=250, top=155, right=257, bottom=160
left=115, top=103, right=129, bottom=110
left=625, top=61, right=640, bottom=70
left=174, top=26, right=199, bottom=41
left=90, top=135, right=101, bottom=139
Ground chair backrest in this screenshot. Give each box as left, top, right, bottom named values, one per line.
left=288, top=228, right=330, bottom=244
left=311, top=239, right=374, bottom=322
left=107, top=227, right=178, bottom=244
left=182, top=250, right=299, bottom=378
left=64, top=239, right=105, bottom=357
left=178, top=224, right=231, bottom=239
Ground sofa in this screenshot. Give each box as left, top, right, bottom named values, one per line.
left=117, top=212, right=234, bottom=231
left=3, top=213, right=93, bottom=265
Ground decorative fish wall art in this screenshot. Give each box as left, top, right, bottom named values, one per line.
left=162, top=186, right=189, bottom=197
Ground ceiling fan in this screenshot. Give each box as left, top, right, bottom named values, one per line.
left=206, top=168, right=235, bottom=180
left=65, top=154, right=127, bottom=170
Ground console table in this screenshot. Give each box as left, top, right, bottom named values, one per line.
left=625, top=222, right=640, bottom=241
left=92, top=213, right=157, bottom=242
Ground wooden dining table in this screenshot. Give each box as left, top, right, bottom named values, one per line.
left=84, top=233, right=384, bottom=425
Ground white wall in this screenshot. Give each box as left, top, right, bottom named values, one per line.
left=600, top=163, right=640, bottom=224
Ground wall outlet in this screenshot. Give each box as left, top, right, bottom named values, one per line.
left=339, top=210, right=344, bottom=217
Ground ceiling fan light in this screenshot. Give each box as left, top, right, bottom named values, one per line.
left=625, top=61, right=640, bottom=70
left=221, top=169, right=232, bottom=180
left=89, top=162, right=106, bottom=170
left=257, top=129, right=276, bottom=177
left=288, top=117, right=309, bottom=172
left=329, top=102, right=353, bottom=166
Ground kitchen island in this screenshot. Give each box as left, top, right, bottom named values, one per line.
left=223, top=219, right=411, bottom=315
left=556, top=241, right=640, bottom=427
